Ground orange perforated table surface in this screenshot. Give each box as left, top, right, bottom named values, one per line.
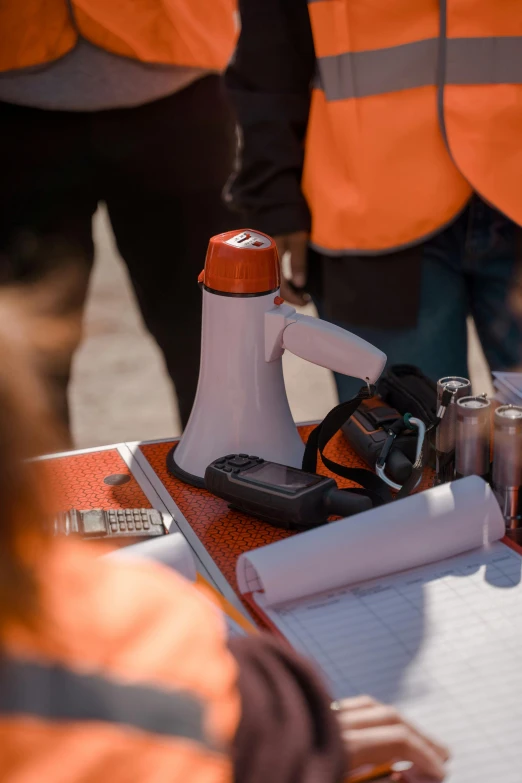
left=45, top=447, right=152, bottom=511
left=41, top=430, right=434, bottom=609
left=138, top=427, right=435, bottom=603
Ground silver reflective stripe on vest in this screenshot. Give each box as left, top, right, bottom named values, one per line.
left=446, top=37, right=522, bottom=85
left=315, top=37, right=522, bottom=101
left=0, top=657, right=215, bottom=748
left=316, top=39, right=438, bottom=101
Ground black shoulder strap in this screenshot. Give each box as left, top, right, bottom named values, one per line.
left=302, top=385, right=393, bottom=507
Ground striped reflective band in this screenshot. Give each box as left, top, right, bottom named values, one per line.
left=0, top=658, right=213, bottom=747
left=316, top=37, right=522, bottom=101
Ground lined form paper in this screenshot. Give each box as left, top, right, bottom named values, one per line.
left=255, top=542, right=522, bottom=783
left=237, top=477, right=505, bottom=607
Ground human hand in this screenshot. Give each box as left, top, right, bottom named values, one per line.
left=274, top=231, right=310, bottom=307
left=332, top=696, right=449, bottom=782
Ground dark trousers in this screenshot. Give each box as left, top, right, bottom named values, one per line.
left=0, top=75, right=237, bottom=438
left=314, top=198, right=522, bottom=401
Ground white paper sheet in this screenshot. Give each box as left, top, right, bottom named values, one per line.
left=106, top=532, right=197, bottom=583
left=237, top=477, right=505, bottom=607
left=236, top=476, right=517, bottom=783
left=106, top=533, right=245, bottom=638
left=493, top=372, right=522, bottom=398
left=255, top=542, right=522, bottom=783
left=493, top=372, right=522, bottom=406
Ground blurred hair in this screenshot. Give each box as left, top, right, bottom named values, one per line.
left=0, top=275, right=79, bottom=630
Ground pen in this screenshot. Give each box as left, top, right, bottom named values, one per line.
left=196, top=573, right=258, bottom=635
left=347, top=761, right=413, bottom=783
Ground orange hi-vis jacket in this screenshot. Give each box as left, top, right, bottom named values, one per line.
left=304, top=0, right=522, bottom=255
left=0, top=0, right=238, bottom=74
left=0, top=539, right=239, bottom=782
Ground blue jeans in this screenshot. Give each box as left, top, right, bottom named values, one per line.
left=317, top=200, right=522, bottom=401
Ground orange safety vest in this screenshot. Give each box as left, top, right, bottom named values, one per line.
left=0, top=539, right=239, bottom=781
left=0, top=0, right=238, bottom=74
left=304, top=0, right=522, bottom=255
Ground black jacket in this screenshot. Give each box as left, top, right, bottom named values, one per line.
left=231, top=635, right=346, bottom=782
left=224, top=0, right=425, bottom=328
left=224, top=0, right=314, bottom=237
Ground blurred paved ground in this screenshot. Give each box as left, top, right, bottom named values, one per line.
left=69, top=207, right=493, bottom=449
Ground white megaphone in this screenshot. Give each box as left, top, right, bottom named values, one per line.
left=168, top=229, right=386, bottom=487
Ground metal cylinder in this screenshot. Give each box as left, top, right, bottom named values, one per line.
left=455, top=395, right=491, bottom=478
left=435, top=376, right=472, bottom=484
left=492, top=405, right=522, bottom=536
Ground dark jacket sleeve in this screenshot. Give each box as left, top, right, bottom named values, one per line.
left=229, top=634, right=347, bottom=783
left=224, top=0, right=315, bottom=236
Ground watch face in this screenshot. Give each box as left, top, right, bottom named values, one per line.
left=241, top=462, right=324, bottom=493
left=80, top=510, right=107, bottom=536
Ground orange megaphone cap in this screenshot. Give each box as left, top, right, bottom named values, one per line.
left=201, top=229, right=280, bottom=295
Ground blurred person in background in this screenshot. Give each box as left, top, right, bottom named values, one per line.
left=226, top=0, right=522, bottom=400
left=512, top=265, right=522, bottom=353
left=0, top=0, right=239, bottom=442
left=0, top=294, right=449, bottom=781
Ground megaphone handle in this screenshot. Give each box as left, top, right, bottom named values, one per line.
left=281, top=313, right=386, bottom=385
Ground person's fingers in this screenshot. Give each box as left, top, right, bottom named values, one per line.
left=336, top=705, right=449, bottom=762
left=332, top=695, right=378, bottom=713
left=338, top=704, right=402, bottom=729
left=279, top=278, right=308, bottom=307
left=343, top=725, right=448, bottom=782
left=287, top=231, right=309, bottom=288
left=273, top=232, right=310, bottom=305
